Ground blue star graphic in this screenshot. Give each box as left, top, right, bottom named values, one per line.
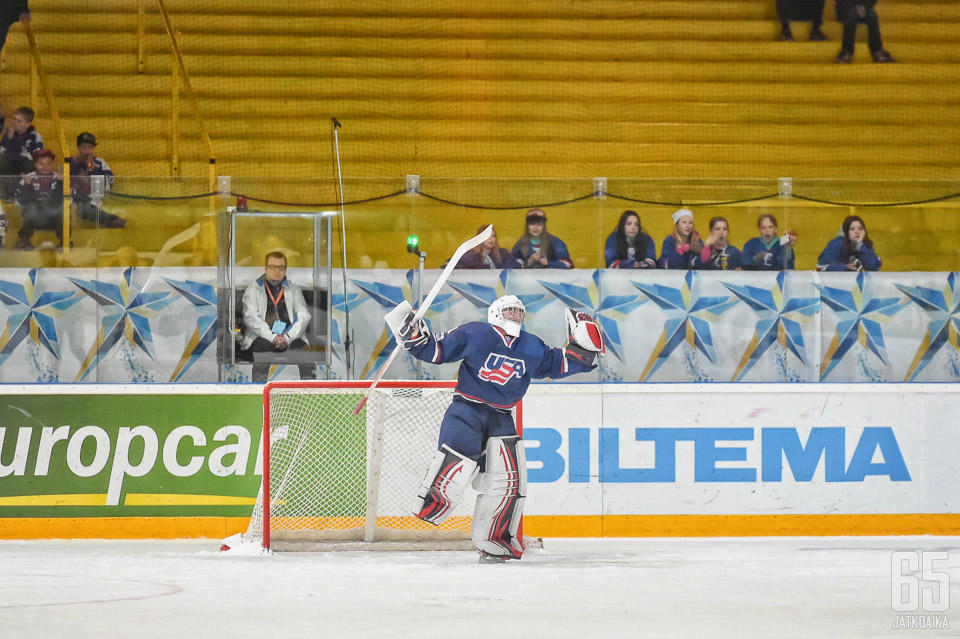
left=895, top=272, right=960, bottom=381
left=447, top=270, right=549, bottom=316
left=0, top=268, right=82, bottom=366
left=163, top=278, right=217, bottom=382
left=723, top=271, right=820, bottom=381
left=817, top=271, right=907, bottom=381
left=632, top=270, right=738, bottom=381
left=536, top=270, right=646, bottom=362
left=68, top=268, right=177, bottom=381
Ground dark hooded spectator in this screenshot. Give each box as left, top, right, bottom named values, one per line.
left=604, top=210, right=656, bottom=269
left=510, top=208, right=574, bottom=269
left=835, top=0, right=894, bottom=63
left=68, top=132, right=125, bottom=228
left=817, top=215, right=882, bottom=271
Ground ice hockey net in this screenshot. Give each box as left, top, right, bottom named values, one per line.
left=244, top=380, right=522, bottom=551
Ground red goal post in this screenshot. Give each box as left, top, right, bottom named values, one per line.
left=244, top=380, right=523, bottom=551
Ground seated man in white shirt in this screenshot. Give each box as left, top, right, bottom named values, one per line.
left=240, top=251, right=315, bottom=382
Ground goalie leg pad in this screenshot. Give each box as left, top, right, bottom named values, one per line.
left=471, top=435, right=527, bottom=559
left=412, top=444, right=478, bottom=525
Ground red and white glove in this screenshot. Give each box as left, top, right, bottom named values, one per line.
left=565, top=309, right=605, bottom=353
left=563, top=308, right=604, bottom=368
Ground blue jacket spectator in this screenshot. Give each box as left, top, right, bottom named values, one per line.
left=742, top=214, right=797, bottom=270
left=817, top=215, right=882, bottom=271
left=604, top=210, right=656, bottom=269
left=660, top=208, right=710, bottom=269
left=701, top=216, right=743, bottom=270
left=510, top=208, right=574, bottom=269
left=450, top=224, right=522, bottom=269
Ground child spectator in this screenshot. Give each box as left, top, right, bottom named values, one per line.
left=777, top=0, right=828, bottom=41
left=702, top=216, right=743, bottom=270
left=817, top=214, right=881, bottom=271
left=510, top=208, right=574, bottom=269
left=742, top=214, right=797, bottom=270
left=835, top=0, right=894, bottom=63
left=450, top=224, right=521, bottom=269
left=0, top=106, right=43, bottom=199
left=604, top=210, right=657, bottom=269
left=660, top=208, right=710, bottom=269
left=69, top=132, right=125, bottom=228
left=14, top=148, right=62, bottom=249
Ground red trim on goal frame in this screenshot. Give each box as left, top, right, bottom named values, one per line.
left=260, top=380, right=522, bottom=551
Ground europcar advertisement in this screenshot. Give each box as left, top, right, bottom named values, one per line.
left=0, top=387, right=263, bottom=520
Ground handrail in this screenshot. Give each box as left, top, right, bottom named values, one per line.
left=154, top=0, right=217, bottom=215
left=21, top=20, right=71, bottom=251
left=21, top=22, right=67, bottom=161
left=155, top=0, right=216, bottom=163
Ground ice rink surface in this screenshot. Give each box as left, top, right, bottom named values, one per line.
left=1, top=536, right=958, bottom=639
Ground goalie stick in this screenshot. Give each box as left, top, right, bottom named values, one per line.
left=353, top=224, right=494, bottom=414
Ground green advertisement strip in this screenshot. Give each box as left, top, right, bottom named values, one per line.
left=0, top=394, right=264, bottom=518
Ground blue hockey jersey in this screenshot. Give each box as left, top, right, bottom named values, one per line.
left=408, top=321, right=594, bottom=409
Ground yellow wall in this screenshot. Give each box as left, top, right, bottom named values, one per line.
left=0, top=1, right=956, bottom=266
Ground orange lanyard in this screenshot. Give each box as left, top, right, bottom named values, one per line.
left=265, top=283, right=284, bottom=310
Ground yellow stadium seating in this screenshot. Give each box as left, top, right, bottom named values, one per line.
left=0, top=0, right=956, bottom=268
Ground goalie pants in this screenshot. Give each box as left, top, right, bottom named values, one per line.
left=437, top=397, right=517, bottom=463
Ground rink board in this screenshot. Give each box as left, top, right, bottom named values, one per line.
left=1, top=383, right=959, bottom=538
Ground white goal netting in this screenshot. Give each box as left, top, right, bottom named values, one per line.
left=245, top=381, right=486, bottom=551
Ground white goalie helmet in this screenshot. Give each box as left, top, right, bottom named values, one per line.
left=488, top=295, right=525, bottom=337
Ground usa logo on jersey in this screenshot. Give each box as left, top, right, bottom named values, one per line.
left=478, top=353, right=526, bottom=385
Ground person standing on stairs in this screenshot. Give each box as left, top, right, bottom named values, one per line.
left=834, top=0, right=895, bottom=63
left=777, top=0, right=828, bottom=41
left=0, top=0, right=29, bottom=54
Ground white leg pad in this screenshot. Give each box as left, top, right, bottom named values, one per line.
left=471, top=435, right=527, bottom=559
left=412, top=444, right=477, bottom=526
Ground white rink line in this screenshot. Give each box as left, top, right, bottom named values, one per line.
left=1, top=537, right=958, bottom=639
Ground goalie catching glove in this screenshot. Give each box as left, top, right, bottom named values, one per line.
left=384, top=300, right=430, bottom=350
left=563, top=308, right=604, bottom=368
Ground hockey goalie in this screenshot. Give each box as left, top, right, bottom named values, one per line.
left=386, top=295, right=604, bottom=562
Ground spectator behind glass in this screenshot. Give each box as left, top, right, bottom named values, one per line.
left=835, top=0, right=894, bottom=63
left=702, top=216, right=743, bottom=270
left=604, top=210, right=657, bottom=269
left=69, top=132, right=125, bottom=228
left=240, top=251, right=316, bottom=383
left=660, top=208, right=710, bottom=270
left=14, top=148, right=62, bottom=249
left=0, top=0, right=28, bottom=52
left=450, top=224, right=522, bottom=269
left=510, top=208, right=574, bottom=269
left=777, top=0, right=828, bottom=41
left=741, top=214, right=797, bottom=270
left=0, top=105, right=43, bottom=200
left=817, top=215, right=882, bottom=271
